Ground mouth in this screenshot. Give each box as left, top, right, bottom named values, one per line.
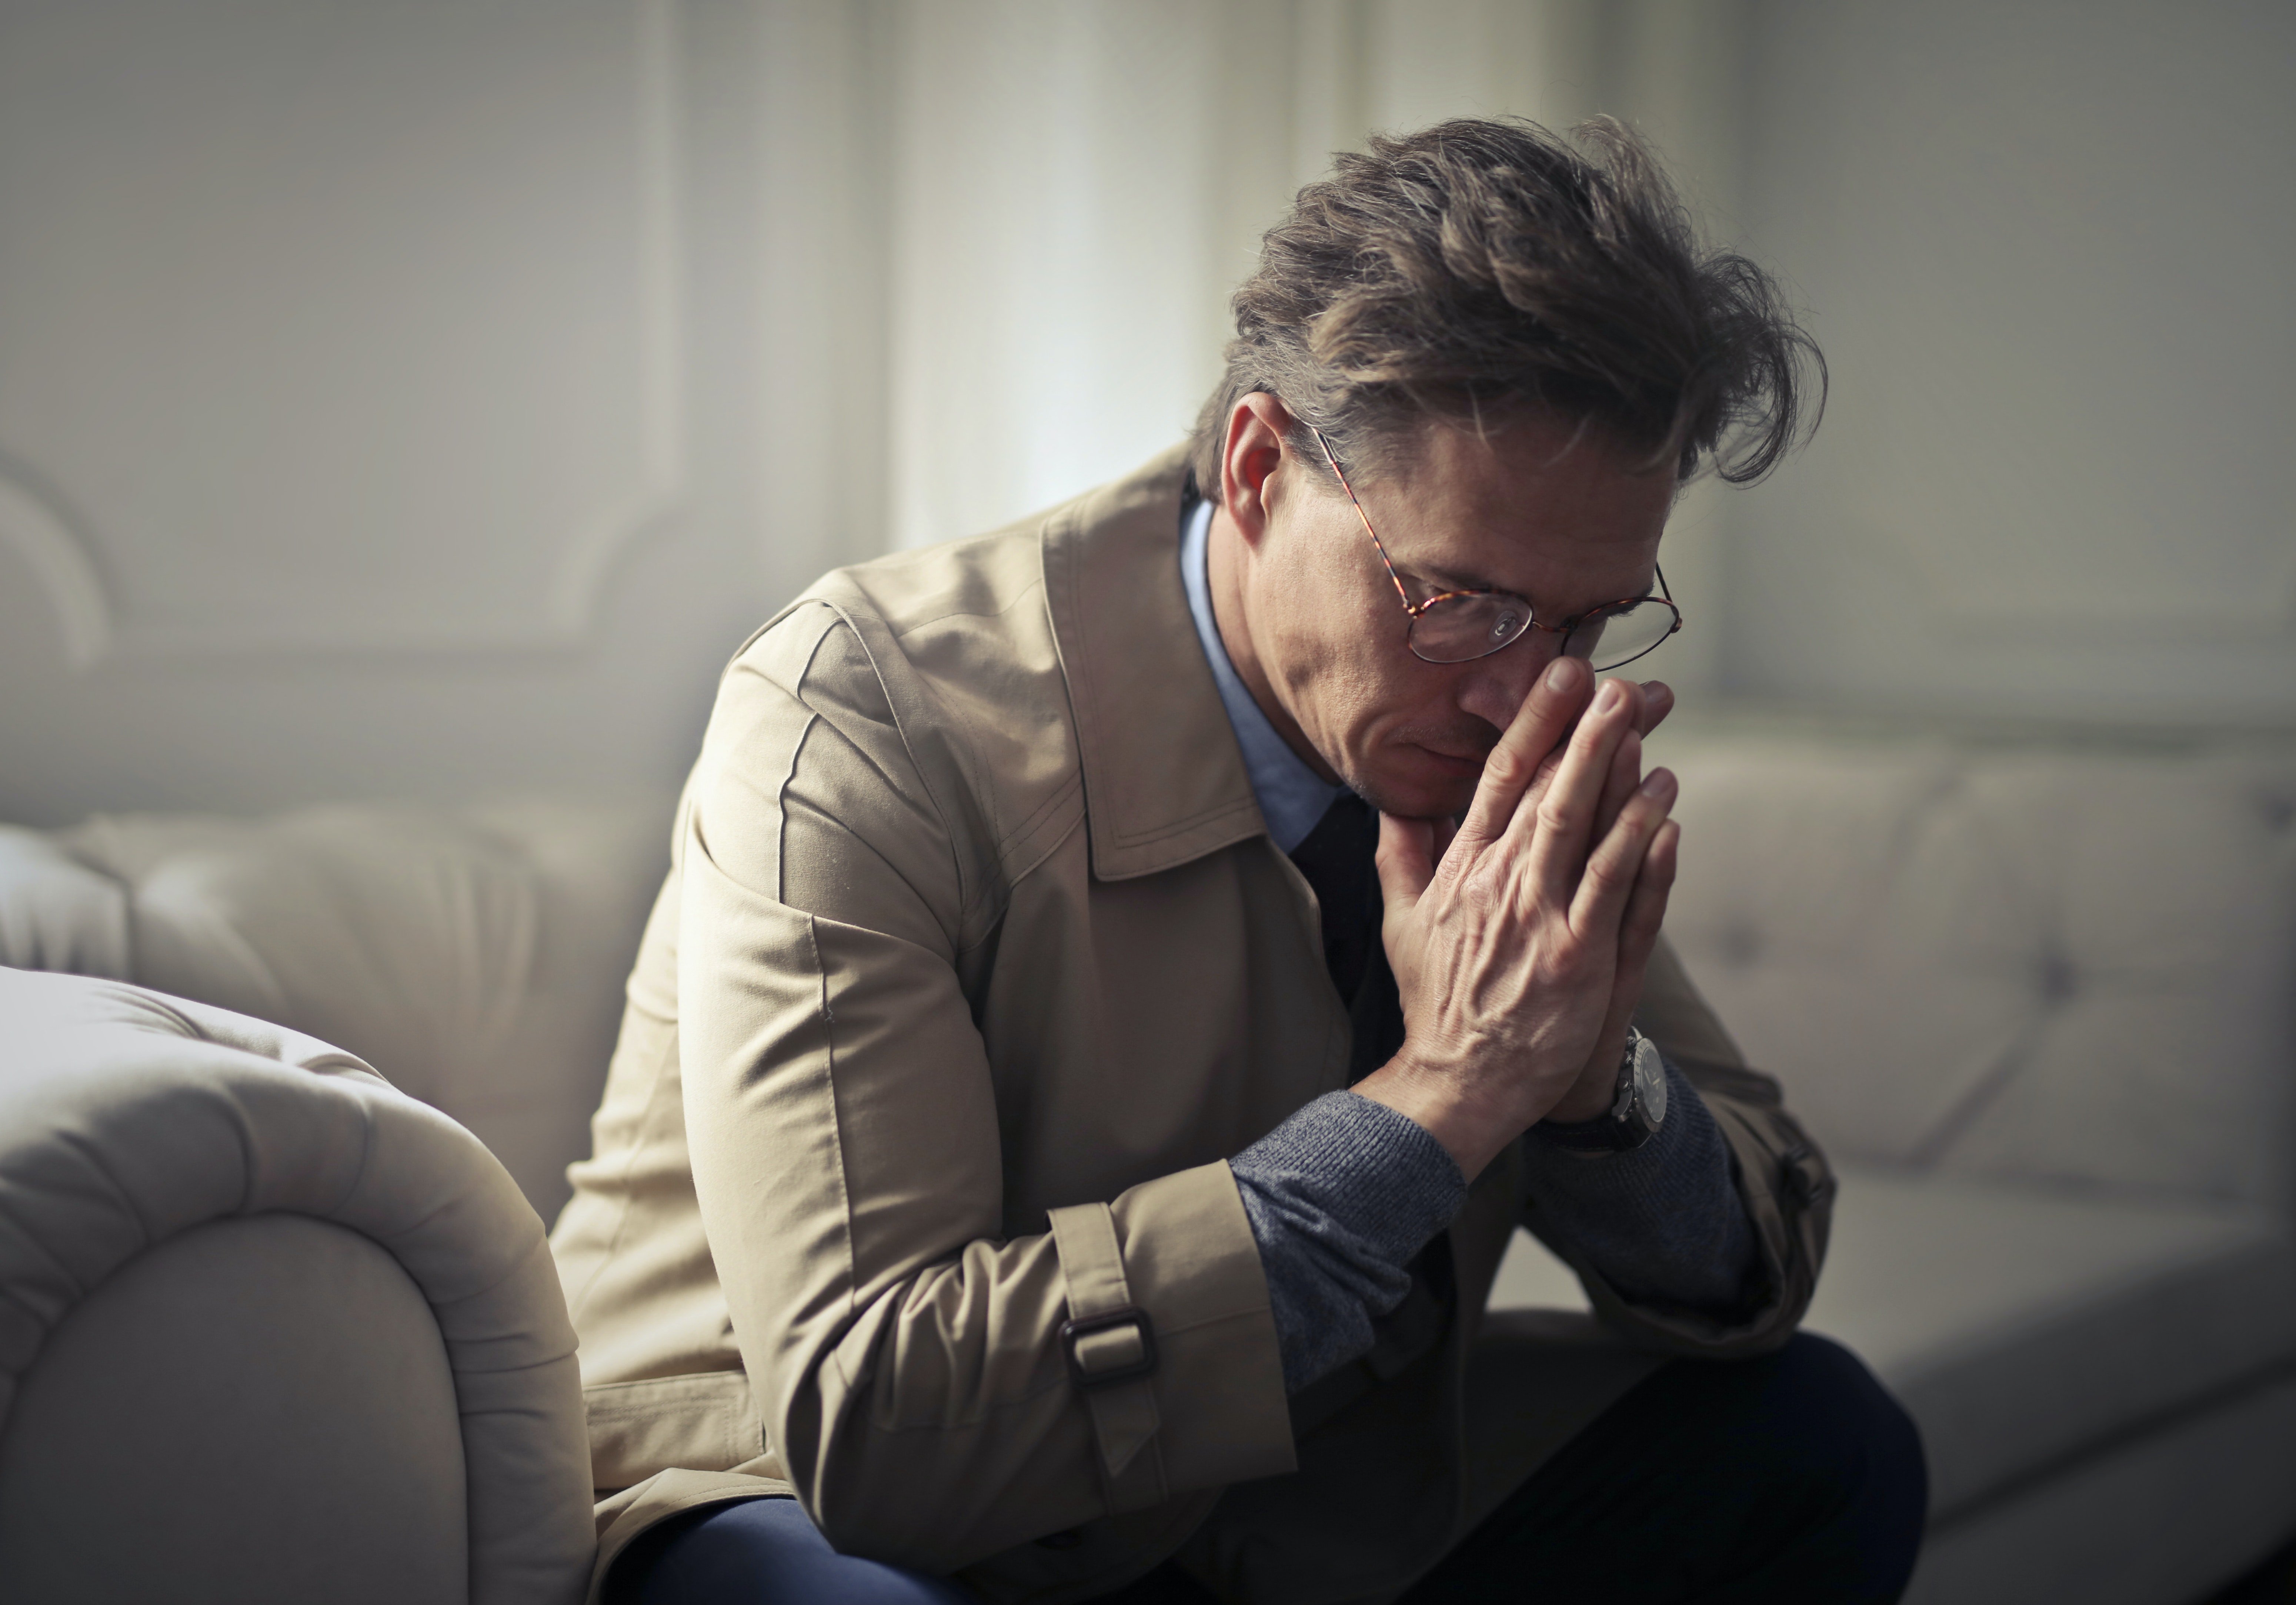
left=1406, top=743, right=1489, bottom=778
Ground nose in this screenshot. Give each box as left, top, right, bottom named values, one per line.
left=1451, top=632, right=1565, bottom=730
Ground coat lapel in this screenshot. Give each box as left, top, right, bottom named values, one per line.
left=1039, top=445, right=1268, bottom=882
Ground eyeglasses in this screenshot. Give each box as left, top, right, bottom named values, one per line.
left=1308, top=425, right=1683, bottom=670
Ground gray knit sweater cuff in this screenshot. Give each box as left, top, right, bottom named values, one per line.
left=1229, top=1091, right=1469, bottom=1393
left=1519, top=1058, right=1756, bottom=1312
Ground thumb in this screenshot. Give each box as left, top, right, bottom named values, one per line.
left=1374, top=812, right=1438, bottom=922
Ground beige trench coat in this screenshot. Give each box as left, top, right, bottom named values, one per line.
left=549, top=445, right=1834, bottom=1605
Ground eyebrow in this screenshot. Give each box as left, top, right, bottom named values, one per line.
left=1405, top=560, right=1511, bottom=595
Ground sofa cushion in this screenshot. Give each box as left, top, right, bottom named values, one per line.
left=0, top=826, right=127, bottom=978
left=1648, top=742, right=1985, bottom=1167
left=60, top=807, right=544, bottom=1113
left=1658, top=741, right=2296, bottom=1206
left=1, top=798, right=671, bottom=1216
left=1489, top=1161, right=2296, bottom=1521
left=1894, top=758, right=2296, bottom=1207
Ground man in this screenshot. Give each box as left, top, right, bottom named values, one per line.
left=552, top=117, right=1926, bottom=1604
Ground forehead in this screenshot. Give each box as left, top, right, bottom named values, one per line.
left=1358, top=414, right=1676, bottom=601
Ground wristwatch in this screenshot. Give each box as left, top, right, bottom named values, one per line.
left=1536, top=1029, right=1669, bottom=1155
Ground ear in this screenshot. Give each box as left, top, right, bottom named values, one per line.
left=1220, top=392, right=1297, bottom=550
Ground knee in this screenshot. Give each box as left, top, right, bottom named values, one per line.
left=1762, top=1335, right=1925, bottom=1489
left=1754, top=1334, right=1929, bottom=1578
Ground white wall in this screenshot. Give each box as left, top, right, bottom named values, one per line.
left=0, top=0, right=801, bottom=825
left=1717, top=0, right=2296, bottom=726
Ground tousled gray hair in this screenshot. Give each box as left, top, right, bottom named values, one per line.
left=1192, top=116, right=1823, bottom=493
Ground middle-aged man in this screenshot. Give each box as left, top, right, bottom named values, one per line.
left=553, top=117, right=1928, bottom=1604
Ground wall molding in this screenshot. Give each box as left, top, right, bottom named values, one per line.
left=0, top=0, right=685, bottom=668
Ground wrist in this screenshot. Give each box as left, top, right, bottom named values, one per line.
left=1544, top=1020, right=1633, bottom=1123
left=1535, top=1031, right=1669, bottom=1155
left=1542, top=1059, right=1622, bottom=1123
left=1351, top=1053, right=1521, bottom=1183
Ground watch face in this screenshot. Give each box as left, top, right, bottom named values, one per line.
left=1633, top=1036, right=1668, bottom=1127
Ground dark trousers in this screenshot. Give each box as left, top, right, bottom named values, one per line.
left=612, top=1332, right=1928, bottom=1605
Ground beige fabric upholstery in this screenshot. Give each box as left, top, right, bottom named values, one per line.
left=0, top=798, right=668, bottom=1215
left=0, top=1213, right=468, bottom=1603
left=1907, top=1377, right=2296, bottom=1605
left=1658, top=742, right=2296, bottom=1204
left=0, top=824, right=128, bottom=978
left=0, top=968, right=595, bottom=1605
left=1794, top=1166, right=2296, bottom=1520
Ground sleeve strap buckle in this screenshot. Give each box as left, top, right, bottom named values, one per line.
left=1060, top=1305, right=1158, bottom=1391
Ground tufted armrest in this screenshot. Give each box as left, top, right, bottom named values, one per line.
left=0, top=968, right=595, bottom=1603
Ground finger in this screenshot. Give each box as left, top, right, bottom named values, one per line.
left=1374, top=812, right=1439, bottom=925
left=1592, top=726, right=1644, bottom=849
left=1636, top=680, right=1675, bottom=738
left=1431, top=813, right=1461, bottom=867
left=1458, top=656, right=1592, bottom=850
left=1519, top=676, right=1642, bottom=908
left=1521, top=670, right=1650, bottom=823
left=1614, top=816, right=1680, bottom=969
left=1588, top=818, right=1679, bottom=1066
left=1569, top=765, right=1677, bottom=940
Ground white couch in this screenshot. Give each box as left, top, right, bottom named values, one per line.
left=4, top=732, right=2293, bottom=1603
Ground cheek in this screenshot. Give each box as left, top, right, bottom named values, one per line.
left=1273, top=622, right=1381, bottom=726
left=1320, top=656, right=1456, bottom=757
left=1261, top=543, right=1386, bottom=690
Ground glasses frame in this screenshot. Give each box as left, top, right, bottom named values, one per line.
left=1307, top=424, right=1682, bottom=670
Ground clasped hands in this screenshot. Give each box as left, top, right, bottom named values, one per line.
left=1356, top=655, right=1680, bottom=1181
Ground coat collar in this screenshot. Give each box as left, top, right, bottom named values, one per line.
left=1040, top=444, right=1268, bottom=881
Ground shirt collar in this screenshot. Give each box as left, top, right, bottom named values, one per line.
left=1179, top=496, right=1348, bottom=853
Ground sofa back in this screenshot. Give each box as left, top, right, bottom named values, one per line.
left=1659, top=737, right=2296, bottom=1209
left=0, top=798, right=671, bottom=1219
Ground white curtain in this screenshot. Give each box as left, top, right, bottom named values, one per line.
left=753, top=1, right=1750, bottom=699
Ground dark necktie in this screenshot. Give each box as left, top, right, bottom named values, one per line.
left=1284, top=793, right=1457, bottom=1338
left=1286, top=793, right=1409, bottom=1083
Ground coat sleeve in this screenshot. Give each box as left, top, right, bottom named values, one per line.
left=1520, top=935, right=1834, bottom=1358
left=675, top=605, right=1293, bottom=1574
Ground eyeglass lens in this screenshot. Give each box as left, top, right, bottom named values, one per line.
left=1409, top=592, right=1679, bottom=670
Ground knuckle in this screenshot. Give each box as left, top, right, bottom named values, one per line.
left=1547, top=943, right=1593, bottom=986
left=1459, top=871, right=1503, bottom=918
